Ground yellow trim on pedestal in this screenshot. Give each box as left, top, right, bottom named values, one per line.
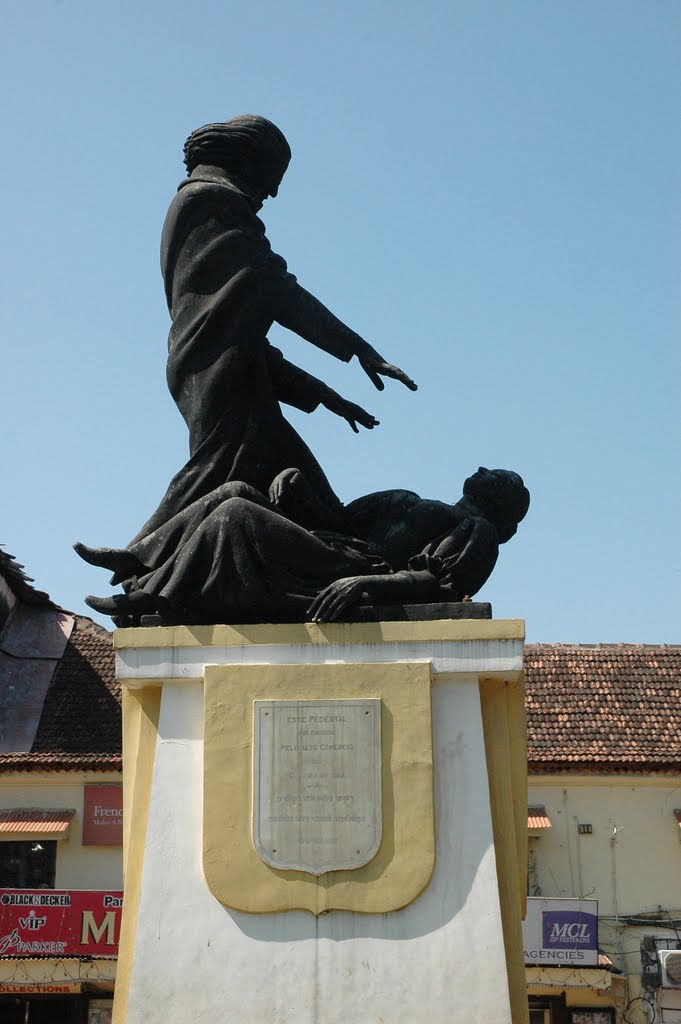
left=480, top=676, right=529, bottom=1024
left=113, top=687, right=161, bottom=1024
left=203, top=661, right=434, bottom=915
left=114, top=617, right=524, bottom=649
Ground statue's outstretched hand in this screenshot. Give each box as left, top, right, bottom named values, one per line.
left=357, top=343, right=418, bottom=392
left=321, top=392, right=379, bottom=433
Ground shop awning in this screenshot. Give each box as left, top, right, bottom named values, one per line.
left=526, top=965, right=626, bottom=1001
left=0, top=809, right=75, bottom=839
left=528, top=805, right=552, bottom=830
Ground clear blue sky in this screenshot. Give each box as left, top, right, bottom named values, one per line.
left=2, top=1, right=679, bottom=642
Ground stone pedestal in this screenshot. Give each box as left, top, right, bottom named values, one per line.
left=112, top=619, right=528, bottom=1024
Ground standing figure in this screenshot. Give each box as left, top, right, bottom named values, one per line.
left=76, top=114, right=417, bottom=582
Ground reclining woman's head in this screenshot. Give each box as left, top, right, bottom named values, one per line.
left=463, top=467, right=530, bottom=543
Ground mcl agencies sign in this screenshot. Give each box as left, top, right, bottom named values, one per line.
left=523, top=898, right=598, bottom=966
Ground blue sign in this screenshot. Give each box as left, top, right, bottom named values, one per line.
left=542, top=909, right=598, bottom=951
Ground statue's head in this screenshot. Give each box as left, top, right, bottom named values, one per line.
left=183, top=115, right=291, bottom=200
left=463, top=467, right=530, bottom=542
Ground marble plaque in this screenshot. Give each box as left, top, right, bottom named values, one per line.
left=253, top=698, right=381, bottom=874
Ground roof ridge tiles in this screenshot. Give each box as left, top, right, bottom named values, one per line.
left=526, top=642, right=681, bottom=650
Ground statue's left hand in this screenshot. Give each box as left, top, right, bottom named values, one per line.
left=309, top=577, right=368, bottom=622
left=322, top=393, right=380, bottom=433
left=357, top=343, right=418, bottom=392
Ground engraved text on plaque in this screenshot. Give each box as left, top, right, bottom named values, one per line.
left=253, top=698, right=381, bottom=874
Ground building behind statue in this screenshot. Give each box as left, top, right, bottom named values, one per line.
left=0, top=550, right=122, bottom=1024
left=524, top=643, right=681, bottom=1024
left=0, top=548, right=678, bottom=1024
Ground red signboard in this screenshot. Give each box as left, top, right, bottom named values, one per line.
left=83, top=784, right=123, bottom=846
left=0, top=889, right=123, bottom=957
left=0, top=983, right=82, bottom=993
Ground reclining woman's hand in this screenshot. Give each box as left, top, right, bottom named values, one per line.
left=309, top=568, right=441, bottom=622
left=309, top=576, right=372, bottom=622
left=356, top=342, right=418, bottom=392
left=321, top=392, right=380, bottom=433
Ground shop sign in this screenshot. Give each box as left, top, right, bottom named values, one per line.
left=0, top=889, right=123, bottom=957
left=523, top=897, right=598, bottom=965
left=82, top=784, right=123, bottom=846
left=0, top=983, right=82, bottom=993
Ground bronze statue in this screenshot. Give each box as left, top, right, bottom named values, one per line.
left=125, top=115, right=415, bottom=541
left=80, top=467, right=529, bottom=624
left=76, top=115, right=529, bottom=624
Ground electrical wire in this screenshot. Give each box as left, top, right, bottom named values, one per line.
left=621, top=994, right=656, bottom=1024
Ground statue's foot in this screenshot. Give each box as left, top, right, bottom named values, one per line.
left=85, top=589, right=159, bottom=618
left=74, top=541, right=142, bottom=577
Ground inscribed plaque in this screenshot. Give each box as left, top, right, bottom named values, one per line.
left=253, top=698, right=381, bottom=874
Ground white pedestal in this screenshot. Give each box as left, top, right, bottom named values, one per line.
left=113, top=620, right=528, bottom=1024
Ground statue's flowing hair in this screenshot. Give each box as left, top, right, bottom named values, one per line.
left=183, top=115, right=291, bottom=196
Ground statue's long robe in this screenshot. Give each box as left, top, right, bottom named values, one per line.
left=124, top=167, right=365, bottom=557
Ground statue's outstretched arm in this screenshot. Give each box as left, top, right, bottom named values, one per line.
left=266, top=344, right=378, bottom=431
left=274, top=282, right=417, bottom=392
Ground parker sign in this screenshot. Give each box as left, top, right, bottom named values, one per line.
left=523, top=898, right=598, bottom=966
left=0, top=889, right=123, bottom=957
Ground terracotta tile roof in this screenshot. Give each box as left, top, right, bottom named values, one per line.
left=0, top=616, right=120, bottom=773
left=0, top=809, right=75, bottom=835
left=0, top=753, right=121, bottom=772
left=527, top=805, right=552, bottom=829
left=2, top=620, right=675, bottom=777
left=525, top=644, right=681, bottom=773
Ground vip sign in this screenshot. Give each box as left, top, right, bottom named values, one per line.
left=523, top=898, right=599, bottom=966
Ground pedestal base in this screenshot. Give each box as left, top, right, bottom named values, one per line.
left=113, top=618, right=528, bottom=1024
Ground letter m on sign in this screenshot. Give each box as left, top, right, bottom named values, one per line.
left=81, top=911, right=117, bottom=946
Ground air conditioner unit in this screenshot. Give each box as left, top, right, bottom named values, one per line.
left=658, top=950, right=681, bottom=988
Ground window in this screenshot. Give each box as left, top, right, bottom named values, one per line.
left=0, top=840, right=56, bottom=887
left=529, top=996, right=567, bottom=1024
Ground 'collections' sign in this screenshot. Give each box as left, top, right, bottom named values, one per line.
left=0, top=889, right=123, bottom=957
left=82, top=784, right=123, bottom=846
left=523, top=898, right=598, bottom=966
left=0, top=983, right=82, bottom=993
